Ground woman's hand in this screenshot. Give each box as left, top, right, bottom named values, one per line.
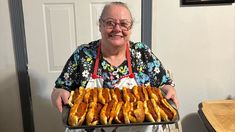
left=51, top=88, right=70, bottom=113
left=162, top=85, right=179, bottom=109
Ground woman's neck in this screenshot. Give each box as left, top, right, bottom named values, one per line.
left=101, top=42, right=127, bottom=67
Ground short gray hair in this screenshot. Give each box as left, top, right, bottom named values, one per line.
left=99, top=2, right=133, bottom=22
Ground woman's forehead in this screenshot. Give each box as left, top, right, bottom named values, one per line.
left=102, top=5, right=131, bottom=20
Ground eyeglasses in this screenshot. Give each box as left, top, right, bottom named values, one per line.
left=100, top=18, right=133, bottom=31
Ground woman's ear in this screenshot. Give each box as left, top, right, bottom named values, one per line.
left=99, top=24, right=101, bottom=32
left=98, top=21, right=102, bottom=32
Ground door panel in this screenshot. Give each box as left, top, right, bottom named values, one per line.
left=22, top=0, right=141, bottom=132
left=44, top=3, right=77, bottom=71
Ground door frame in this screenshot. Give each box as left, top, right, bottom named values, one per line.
left=9, top=0, right=35, bottom=132
left=9, top=0, right=152, bottom=132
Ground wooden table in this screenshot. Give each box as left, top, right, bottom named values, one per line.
left=198, top=100, right=235, bottom=132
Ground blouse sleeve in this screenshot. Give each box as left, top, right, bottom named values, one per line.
left=54, top=49, right=80, bottom=91
left=141, top=43, right=175, bottom=87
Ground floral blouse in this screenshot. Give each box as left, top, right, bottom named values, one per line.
left=55, top=40, right=174, bottom=91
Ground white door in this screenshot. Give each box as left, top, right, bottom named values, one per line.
left=22, top=0, right=141, bottom=132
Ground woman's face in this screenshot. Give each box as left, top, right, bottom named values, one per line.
left=99, top=5, right=132, bottom=47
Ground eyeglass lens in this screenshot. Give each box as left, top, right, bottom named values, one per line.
left=101, top=18, right=132, bottom=31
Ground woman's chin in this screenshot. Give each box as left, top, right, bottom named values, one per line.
left=108, top=38, right=126, bottom=46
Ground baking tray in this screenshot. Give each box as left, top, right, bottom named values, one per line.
left=62, top=99, right=179, bottom=129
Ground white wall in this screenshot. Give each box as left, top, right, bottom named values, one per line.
left=152, top=1, right=235, bottom=131
left=0, top=0, right=23, bottom=132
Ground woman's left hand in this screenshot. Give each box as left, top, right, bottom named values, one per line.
left=162, top=85, right=179, bottom=109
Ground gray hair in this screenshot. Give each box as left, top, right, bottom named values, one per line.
left=99, top=2, right=133, bottom=22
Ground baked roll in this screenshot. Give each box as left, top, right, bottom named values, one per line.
left=98, top=88, right=111, bottom=105
left=123, top=87, right=136, bottom=102
left=133, top=85, right=145, bottom=101
left=114, top=101, right=125, bottom=124
left=144, top=99, right=161, bottom=122
left=129, top=101, right=145, bottom=123
left=68, top=87, right=85, bottom=107
left=86, top=102, right=103, bottom=125
left=100, top=100, right=118, bottom=125
left=148, top=87, right=177, bottom=121
left=111, top=88, right=123, bottom=102
left=84, top=88, right=98, bottom=103
left=68, top=102, right=88, bottom=126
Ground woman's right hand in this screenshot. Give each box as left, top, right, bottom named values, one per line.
left=162, top=85, right=179, bottom=109
left=51, top=88, right=70, bottom=113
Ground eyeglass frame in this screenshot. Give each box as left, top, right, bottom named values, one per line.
left=99, top=18, right=133, bottom=31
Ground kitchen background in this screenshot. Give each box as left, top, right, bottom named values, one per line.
left=1, top=0, right=234, bottom=132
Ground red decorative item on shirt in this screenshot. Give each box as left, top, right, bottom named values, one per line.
left=92, top=74, right=98, bottom=79
left=129, top=73, right=135, bottom=78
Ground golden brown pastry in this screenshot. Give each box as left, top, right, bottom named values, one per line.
left=90, top=88, right=98, bottom=103
left=123, top=101, right=131, bottom=124
left=68, top=90, right=75, bottom=107
left=67, top=86, right=178, bottom=127
left=144, top=99, right=161, bottom=122
left=123, top=87, right=136, bottom=102
left=146, top=85, right=159, bottom=103
left=98, top=88, right=111, bottom=104
left=160, top=98, right=177, bottom=121
left=83, top=88, right=91, bottom=103
left=149, top=87, right=177, bottom=121
left=68, top=87, right=85, bottom=107
left=83, top=88, right=98, bottom=103
left=114, top=101, right=124, bottom=124
left=100, top=100, right=118, bottom=125
left=141, top=85, right=149, bottom=101
left=86, top=102, right=103, bottom=125
left=68, top=102, right=88, bottom=126
left=129, top=101, right=145, bottom=123
left=133, top=85, right=145, bottom=101
left=111, top=88, right=123, bottom=102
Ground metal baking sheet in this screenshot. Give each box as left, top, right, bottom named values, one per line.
left=62, top=99, right=179, bottom=129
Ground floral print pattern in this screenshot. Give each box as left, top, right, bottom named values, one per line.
left=55, top=40, right=174, bottom=91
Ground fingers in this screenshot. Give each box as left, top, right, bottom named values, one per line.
left=51, top=88, right=70, bottom=113
left=167, top=93, right=179, bottom=109
left=61, top=91, right=69, bottom=105
left=51, top=89, right=58, bottom=108
left=172, top=96, right=179, bottom=109
left=55, top=96, right=63, bottom=113
left=162, top=85, right=179, bottom=109
left=165, top=92, right=172, bottom=100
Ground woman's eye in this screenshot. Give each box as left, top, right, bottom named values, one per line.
left=121, top=22, right=129, bottom=27
left=106, top=21, right=115, bottom=26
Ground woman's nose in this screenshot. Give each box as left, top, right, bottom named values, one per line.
left=113, top=23, right=122, bottom=31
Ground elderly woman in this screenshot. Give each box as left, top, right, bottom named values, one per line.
left=51, top=2, right=179, bottom=132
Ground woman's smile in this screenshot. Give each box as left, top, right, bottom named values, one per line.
left=109, top=34, right=123, bottom=38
